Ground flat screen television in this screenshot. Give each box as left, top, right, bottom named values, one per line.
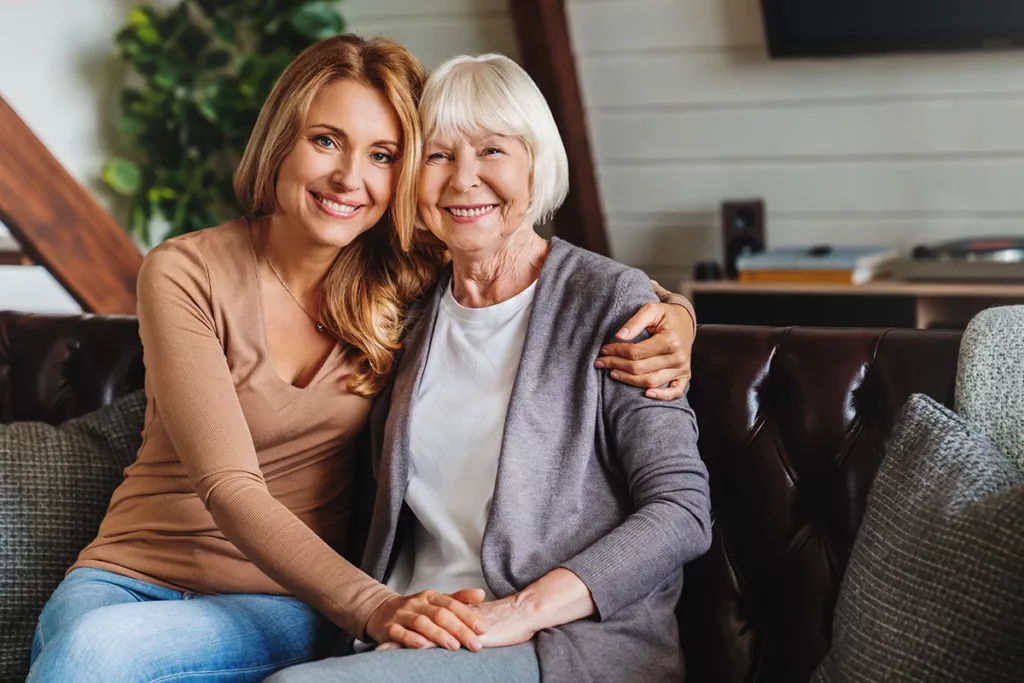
left=761, top=1, right=1024, bottom=58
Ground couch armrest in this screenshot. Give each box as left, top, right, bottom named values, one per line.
left=0, top=312, right=144, bottom=424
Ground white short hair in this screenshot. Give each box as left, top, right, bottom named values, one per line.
left=420, top=53, right=570, bottom=226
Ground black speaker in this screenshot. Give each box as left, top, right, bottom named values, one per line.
left=722, top=198, right=765, bottom=279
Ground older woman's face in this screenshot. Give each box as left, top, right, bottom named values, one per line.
left=418, top=133, right=532, bottom=254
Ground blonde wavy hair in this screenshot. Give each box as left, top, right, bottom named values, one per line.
left=234, top=35, right=446, bottom=396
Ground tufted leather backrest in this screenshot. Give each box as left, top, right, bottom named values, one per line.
left=680, top=325, right=962, bottom=683
left=0, top=313, right=964, bottom=682
left=0, top=312, right=144, bottom=425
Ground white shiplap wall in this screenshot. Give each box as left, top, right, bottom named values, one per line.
left=566, top=0, right=1024, bottom=278
left=344, top=0, right=517, bottom=68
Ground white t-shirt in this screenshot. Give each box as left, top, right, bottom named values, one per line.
left=385, top=279, right=537, bottom=599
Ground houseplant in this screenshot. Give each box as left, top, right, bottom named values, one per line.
left=102, top=0, right=346, bottom=245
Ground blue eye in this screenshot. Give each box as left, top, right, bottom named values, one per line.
left=426, top=152, right=449, bottom=162
left=313, top=135, right=335, bottom=149
left=483, top=147, right=504, bottom=156
left=372, top=151, right=395, bottom=163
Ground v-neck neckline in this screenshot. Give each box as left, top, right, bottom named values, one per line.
left=244, top=219, right=339, bottom=392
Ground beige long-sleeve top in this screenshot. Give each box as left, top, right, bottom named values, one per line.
left=73, top=220, right=391, bottom=638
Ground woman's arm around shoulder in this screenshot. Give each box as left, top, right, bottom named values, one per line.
left=595, top=279, right=696, bottom=401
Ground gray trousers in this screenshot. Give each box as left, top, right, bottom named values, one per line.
left=263, top=643, right=540, bottom=683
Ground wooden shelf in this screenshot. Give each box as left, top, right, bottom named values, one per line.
left=682, top=280, right=1024, bottom=298
left=0, top=251, right=31, bottom=266
left=680, top=279, right=1024, bottom=329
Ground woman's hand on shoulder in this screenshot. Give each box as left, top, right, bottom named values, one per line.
left=366, top=589, right=487, bottom=652
left=595, top=301, right=695, bottom=400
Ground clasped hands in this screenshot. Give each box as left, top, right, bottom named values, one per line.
left=365, top=587, right=536, bottom=653
left=364, top=567, right=594, bottom=653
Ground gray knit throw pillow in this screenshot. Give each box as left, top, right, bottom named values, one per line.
left=957, top=305, right=1024, bottom=470
left=0, top=391, right=145, bottom=683
left=813, top=394, right=1024, bottom=683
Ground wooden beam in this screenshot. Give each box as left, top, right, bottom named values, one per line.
left=0, top=250, right=31, bottom=266
left=509, top=0, right=610, bottom=256
left=0, top=96, right=141, bottom=314
left=0, top=230, right=30, bottom=266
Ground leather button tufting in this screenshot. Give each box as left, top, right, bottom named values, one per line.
left=680, top=324, right=961, bottom=683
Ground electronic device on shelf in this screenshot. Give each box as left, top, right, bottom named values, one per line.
left=721, top=199, right=765, bottom=279
left=894, top=236, right=1024, bottom=282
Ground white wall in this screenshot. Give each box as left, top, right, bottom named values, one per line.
left=567, top=0, right=1024, bottom=280
left=0, top=0, right=515, bottom=313
left=344, top=0, right=517, bottom=68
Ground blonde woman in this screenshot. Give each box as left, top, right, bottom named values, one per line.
left=28, top=37, right=697, bottom=683
left=268, top=54, right=710, bottom=683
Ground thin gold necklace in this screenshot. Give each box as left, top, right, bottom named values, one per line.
left=260, top=227, right=326, bottom=334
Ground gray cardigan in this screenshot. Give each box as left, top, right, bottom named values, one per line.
left=358, top=238, right=712, bottom=683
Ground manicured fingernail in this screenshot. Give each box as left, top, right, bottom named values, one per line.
left=646, top=390, right=657, bottom=398
left=447, top=637, right=460, bottom=650
left=594, top=360, right=605, bottom=369
left=617, top=327, right=630, bottom=338
left=469, top=637, right=482, bottom=651
left=610, top=371, right=620, bottom=380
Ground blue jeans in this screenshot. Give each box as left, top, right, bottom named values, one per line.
left=29, top=568, right=332, bottom=683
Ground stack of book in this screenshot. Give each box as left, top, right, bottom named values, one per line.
left=736, top=246, right=898, bottom=285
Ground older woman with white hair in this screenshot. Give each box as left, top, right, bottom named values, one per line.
left=267, top=53, right=712, bottom=683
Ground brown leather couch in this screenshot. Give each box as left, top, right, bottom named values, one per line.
left=0, top=312, right=963, bottom=682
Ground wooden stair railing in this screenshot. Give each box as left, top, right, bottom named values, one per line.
left=0, top=251, right=31, bottom=266
left=0, top=96, right=142, bottom=314
left=0, top=231, right=31, bottom=266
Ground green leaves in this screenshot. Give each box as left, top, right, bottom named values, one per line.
left=104, top=0, right=347, bottom=243
left=127, top=7, right=161, bottom=45
left=290, top=2, right=346, bottom=41
left=102, top=158, right=142, bottom=195
left=193, top=82, right=221, bottom=122
left=201, top=48, right=232, bottom=69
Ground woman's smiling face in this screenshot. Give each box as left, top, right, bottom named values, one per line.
left=417, top=132, right=533, bottom=256
left=274, top=78, right=401, bottom=249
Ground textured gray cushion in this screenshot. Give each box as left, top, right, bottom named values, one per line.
left=0, top=391, right=145, bottom=683
left=813, top=394, right=1024, bottom=683
left=957, top=305, right=1024, bottom=469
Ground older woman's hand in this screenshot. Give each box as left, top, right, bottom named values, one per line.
left=595, top=299, right=695, bottom=401
left=373, top=566, right=594, bottom=651
left=365, top=589, right=487, bottom=652
left=458, top=594, right=540, bottom=649
left=454, top=567, right=595, bottom=649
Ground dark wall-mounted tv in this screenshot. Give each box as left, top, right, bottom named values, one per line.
left=761, top=1, right=1024, bottom=58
